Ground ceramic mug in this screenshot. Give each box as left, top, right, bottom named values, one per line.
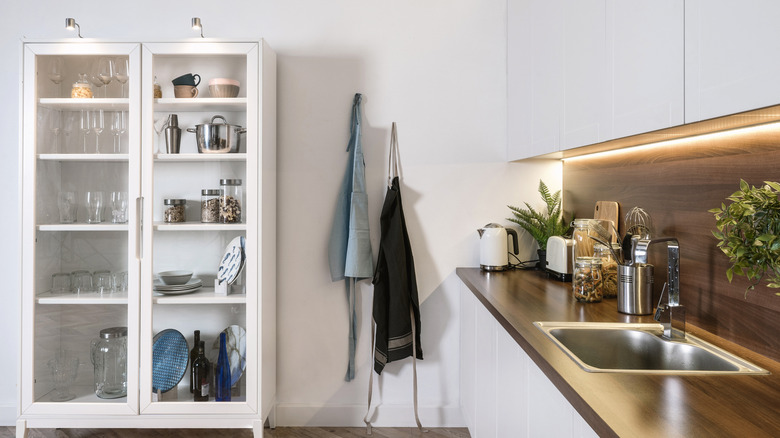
left=172, top=73, right=200, bottom=86
left=174, top=85, right=199, bottom=98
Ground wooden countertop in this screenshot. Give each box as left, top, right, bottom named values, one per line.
left=456, top=267, right=780, bottom=438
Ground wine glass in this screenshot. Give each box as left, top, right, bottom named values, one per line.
left=79, top=110, right=91, bottom=153
left=48, top=110, right=62, bottom=152
left=91, top=110, right=104, bottom=153
left=97, top=57, right=114, bottom=98
left=48, top=57, right=63, bottom=97
left=47, top=350, right=79, bottom=402
left=114, top=57, right=129, bottom=98
left=110, top=111, right=127, bottom=153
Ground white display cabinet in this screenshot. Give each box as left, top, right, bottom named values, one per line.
left=18, top=40, right=276, bottom=437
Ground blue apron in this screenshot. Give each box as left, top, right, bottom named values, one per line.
left=328, top=93, right=373, bottom=381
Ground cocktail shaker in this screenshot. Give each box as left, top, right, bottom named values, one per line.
left=164, top=114, right=181, bottom=154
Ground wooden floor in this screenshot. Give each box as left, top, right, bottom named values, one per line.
left=1, top=427, right=470, bottom=438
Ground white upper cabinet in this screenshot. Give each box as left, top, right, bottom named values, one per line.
left=685, top=0, right=780, bottom=122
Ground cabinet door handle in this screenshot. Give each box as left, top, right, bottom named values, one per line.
left=136, top=196, right=143, bottom=260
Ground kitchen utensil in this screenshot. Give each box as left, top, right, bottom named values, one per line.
left=172, top=73, right=200, bottom=86
left=477, top=223, right=519, bottom=271
left=617, top=263, right=654, bottom=315
left=208, top=78, right=240, bottom=97
left=208, top=325, right=246, bottom=387
left=152, top=329, right=189, bottom=393
left=157, top=270, right=193, bottom=285
left=164, top=114, right=181, bottom=153
left=218, top=236, right=246, bottom=285
left=625, top=206, right=654, bottom=239
left=594, top=201, right=619, bottom=232
left=91, top=326, right=128, bottom=398
left=174, top=85, right=198, bottom=98
left=187, top=115, right=246, bottom=154
left=587, top=235, right=621, bottom=263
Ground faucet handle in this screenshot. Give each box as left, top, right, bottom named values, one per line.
left=653, top=282, right=668, bottom=321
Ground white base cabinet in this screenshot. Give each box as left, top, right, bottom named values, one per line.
left=18, top=40, right=276, bottom=437
left=459, top=282, right=597, bottom=438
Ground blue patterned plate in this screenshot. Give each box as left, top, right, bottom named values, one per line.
left=217, top=236, right=245, bottom=285
left=152, top=329, right=189, bottom=393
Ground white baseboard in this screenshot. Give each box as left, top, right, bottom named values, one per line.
left=0, top=404, right=16, bottom=426
left=275, top=403, right=465, bottom=427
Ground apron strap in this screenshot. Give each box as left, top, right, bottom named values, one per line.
left=363, top=318, right=376, bottom=435
left=388, top=122, right=400, bottom=187
left=345, top=278, right=357, bottom=381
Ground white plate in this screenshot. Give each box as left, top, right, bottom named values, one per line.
left=217, top=236, right=245, bottom=285
left=154, top=278, right=202, bottom=291
left=154, top=286, right=202, bottom=295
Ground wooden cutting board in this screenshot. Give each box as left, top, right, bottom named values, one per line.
left=594, top=201, right=620, bottom=235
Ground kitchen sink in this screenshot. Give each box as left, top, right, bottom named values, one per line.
left=534, top=322, right=769, bottom=375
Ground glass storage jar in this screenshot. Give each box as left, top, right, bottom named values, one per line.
left=163, top=198, right=186, bottom=223
left=573, top=256, right=603, bottom=303
left=201, top=189, right=220, bottom=223
left=571, top=219, right=595, bottom=269
left=90, top=326, right=128, bottom=399
left=71, top=73, right=93, bottom=99
left=219, top=179, right=242, bottom=223
left=594, top=243, right=618, bottom=298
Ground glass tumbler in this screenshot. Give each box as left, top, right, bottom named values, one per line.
left=94, top=271, right=114, bottom=295
left=51, top=272, right=71, bottom=294
left=113, top=271, right=128, bottom=293
left=86, top=191, right=104, bottom=224
left=110, top=191, right=128, bottom=223
left=58, top=191, right=76, bottom=223
left=72, top=270, right=92, bottom=294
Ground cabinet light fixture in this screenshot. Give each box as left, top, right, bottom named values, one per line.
left=191, top=17, right=204, bottom=38
left=65, top=18, right=83, bottom=38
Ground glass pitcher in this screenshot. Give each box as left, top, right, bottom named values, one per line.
left=90, top=326, right=128, bottom=399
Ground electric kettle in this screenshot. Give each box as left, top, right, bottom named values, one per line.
left=477, top=223, right=519, bottom=271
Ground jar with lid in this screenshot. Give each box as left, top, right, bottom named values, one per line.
left=71, top=73, right=93, bottom=99
left=594, top=243, right=618, bottom=298
left=201, top=189, right=220, bottom=223
left=153, top=75, right=162, bottom=98
left=571, top=219, right=594, bottom=269
left=573, top=256, right=603, bottom=303
left=219, top=179, right=242, bottom=223
left=163, top=199, right=186, bottom=223
left=90, top=326, right=128, bottom=399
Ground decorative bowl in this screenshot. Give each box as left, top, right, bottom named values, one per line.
left=208, top=78, right=240, bottom=98
left=158, top=270, right=193, bottom=285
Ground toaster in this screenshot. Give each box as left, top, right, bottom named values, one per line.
left=545, top=236, right=573, bottom=281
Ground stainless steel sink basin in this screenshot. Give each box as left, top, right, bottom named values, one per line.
left=534, top=322, right=769, bottom=375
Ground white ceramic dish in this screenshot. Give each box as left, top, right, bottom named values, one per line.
left=158, top=270, right=193, bottom=285
left=217, top=236, right=245, bottom=285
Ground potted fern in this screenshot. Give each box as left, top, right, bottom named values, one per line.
left=710, top=179, right=780, bottom=296
left=508, top=180, right=570, bottom=269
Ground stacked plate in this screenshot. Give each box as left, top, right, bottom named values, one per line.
left=153, top=278, right=203, bottom=295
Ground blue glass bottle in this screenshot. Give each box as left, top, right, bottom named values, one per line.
left=215, top=332, right=231, bottom=401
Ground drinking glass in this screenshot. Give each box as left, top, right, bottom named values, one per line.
left=48, top=57, right=63, bottom=97
left=114, top=57, right=129, bottom=98
left=57, top=191, right=76, bottom=223
left=48, top=111, right=62, bottom=152
left=111, top=191, right=128, bottom=223
left=47, top=350, right=79, bottom=402
left=86, top=191, right=104, bottom=223
left=97, top=57, right=114, bottom=98
left=113, top=271, right=128, bottom=293
left=72, top=270, right=92, bottom=294
left=110, top=111, right=127, bottom=153
left=79, top=110, right=91, bottom=153
left=51, top=272, right=71, bottom=294
left=94, top=271, right=114, bottom=295
left=91, top=110, right=104, bottom=153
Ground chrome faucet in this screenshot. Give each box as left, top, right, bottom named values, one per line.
left=633, top=237, right=685, bottom=341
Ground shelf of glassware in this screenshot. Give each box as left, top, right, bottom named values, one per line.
left=38, top=153, right=129, bottom=162
left=38, top=98, right=130, bottom=110
left=36, top=290, right=129, bottom=305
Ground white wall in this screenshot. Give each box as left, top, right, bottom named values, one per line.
left=0, top=0, right=560, bottom=427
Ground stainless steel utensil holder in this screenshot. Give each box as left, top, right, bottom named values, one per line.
left=617, top=263, right=654, bottom=315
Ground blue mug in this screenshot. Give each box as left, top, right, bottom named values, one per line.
left=172, top=73, right=200, bottom=87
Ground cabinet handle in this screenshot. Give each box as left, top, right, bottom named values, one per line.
left=136, top=196, right=143, bottom=260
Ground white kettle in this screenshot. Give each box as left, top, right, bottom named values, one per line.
left=477, top=223, right=519, bottom=271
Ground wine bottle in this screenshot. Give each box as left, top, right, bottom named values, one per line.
left=192, top=341, right=210, bottom=402
left=190, top=330, right=200, bottom=393
left=215, top=332, right=231, bottom=402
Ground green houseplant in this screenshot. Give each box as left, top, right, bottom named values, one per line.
left=710, top=179, right=780, bottom=295
left=508, top=180, right=569, bottom=267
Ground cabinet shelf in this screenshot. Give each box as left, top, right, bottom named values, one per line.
left=154, top=153, right=246, bottom=162
left=38, top=153, right=129, bottom=162
left=38, top=223, right=129, bottom=232
left=37, top=386, right=128, bottom=404
left=38, top=98, right=130, bottom=111
left=37, top=290, right=128, bottom=305
left=154, top=98, right=247, bottom=112
left=153, top=288, right=246, bottom=305
left=153, top=222, right=246, bottom=231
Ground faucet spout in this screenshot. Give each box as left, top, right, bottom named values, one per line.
left=634, top=237, right=685, bottom=340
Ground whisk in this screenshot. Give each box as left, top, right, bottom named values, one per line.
left=625, top=206, right=654, bottom=239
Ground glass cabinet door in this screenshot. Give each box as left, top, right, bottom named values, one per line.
left=20, top=42, right=141, bottom=415
left=139, top=42, right=259, bottom=414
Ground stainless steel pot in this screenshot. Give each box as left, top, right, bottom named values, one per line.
left=187, top=115, right=246, bottom=153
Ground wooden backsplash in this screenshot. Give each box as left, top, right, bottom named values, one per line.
left=563, top=125, right=780, bottom=361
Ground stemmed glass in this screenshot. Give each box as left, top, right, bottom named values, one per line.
left=110, top=111, right=127, bottom=153
left=79, top=110, right=91, bottom=153
left=48, top=57, right=63, bottom=98
left=97, top=57, right=114, bottom=98
left=91, top=110, right=104, bottom=153
left=114, top=57, right=129, bottom=98
left=48, top=111, right=61, bottom=152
